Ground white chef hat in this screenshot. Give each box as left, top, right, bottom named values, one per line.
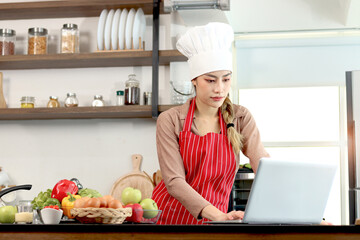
left=176, top=22, right=234, bottom=80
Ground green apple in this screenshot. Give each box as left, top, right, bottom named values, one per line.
left=121, top=187, right=142, bottom=205
left=0, top=205, right=18, bottom=223
left=140, top=198, right=158, bottom=219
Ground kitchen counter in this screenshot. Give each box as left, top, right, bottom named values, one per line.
left=0, top=223, right=360, bottom=240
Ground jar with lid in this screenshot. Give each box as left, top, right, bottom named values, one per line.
left=64, top=93, right=78, bottom=107
left=20, top=96, right=35, bottom=108
left=92, top=95, right=105, bottom=107
left=116, top=90, right=124, bottom=106
left=47, top=96, right=60, bottom=108
left=125, top=74, right=140, bottom=105
left=143, top=92, right=152, bottom=105
left=0, top=29, right=15, bottom=56
left=61, top=23, right=79, bottom=53
left=28, top=27, right=48, bottom=55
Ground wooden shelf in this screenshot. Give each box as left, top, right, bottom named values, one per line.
left=0, top=0, right=166, bottom=20
left=0, top=50, right=186, bottom=70
left=0, top=105, right=177, bottom=120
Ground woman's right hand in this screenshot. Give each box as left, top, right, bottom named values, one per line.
left=201, top=205, right=244, bottom=221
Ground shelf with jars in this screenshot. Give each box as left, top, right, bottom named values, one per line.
left=0, top=105, right=177, bottom=120
left=0, top=0, right=186, bottom=119
left=0, top=50, right=185, bottom=70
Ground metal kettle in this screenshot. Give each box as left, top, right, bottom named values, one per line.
left=0, top=184, right=32, bottom=207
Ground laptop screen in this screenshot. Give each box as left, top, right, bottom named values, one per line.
left=242, top=158, right=337, bottom=224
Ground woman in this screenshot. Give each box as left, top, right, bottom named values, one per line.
left=152, top=22, right=270, bottom=225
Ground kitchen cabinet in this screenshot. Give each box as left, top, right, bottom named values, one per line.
left=0, top=0, right=186, bottom=120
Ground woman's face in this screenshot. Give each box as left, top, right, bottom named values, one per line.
left=193, top=70, right=232, bottom=109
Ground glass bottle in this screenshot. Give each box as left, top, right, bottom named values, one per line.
left=47, top=96, right=60, bottom=108
left=116, top=90, right=124, bottom=106
left=64, top=93, right=78, bottom=107
left=28, top=27, right=48, bottom=55
left=20, top=96, right=35, bottom=108
left=92, top=95, right=105, bottom=107
left=125, top=74, right=140, bottom=105
left=143, top=92, right=152, bottom=105
left=0, top=29, right=15, bottom=56
left=61, top=23, right=79, bottom=53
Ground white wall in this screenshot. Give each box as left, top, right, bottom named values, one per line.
left=0, top=11, right=174, bottom=201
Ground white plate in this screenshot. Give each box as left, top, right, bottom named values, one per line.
left=111, top=9, right=121, bottom=50
left=132, top=8, right=144, bottom=49
left=125, top=8, right=136, bottom=49
left=118, top=8, right=128, bottom=50
left=97, top=9, right=108, bottom=51
left=140, top=12, right=146, bottom=49
left=104, top=9, right=115, bottom=50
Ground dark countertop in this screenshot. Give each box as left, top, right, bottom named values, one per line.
left=1, top=223, right=360, bottom=240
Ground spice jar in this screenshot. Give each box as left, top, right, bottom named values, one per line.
left=143, top=92, right=152, bottom=105
left=28, top=27, right=48, bottom=55
left=64, top=93, right=78, bottom=107
left=92, top=95, right=105, bottom=107
left=116, top=90, right=124, bottom=106
left=125, top=74, right=140, bottom=105
left=47, top=96, right=60, bottom=108
left=20, top=96, right=35, bottom=108
left=61, top=23, right=79, bottom=54
left=0, top=29, right=15, bottom=56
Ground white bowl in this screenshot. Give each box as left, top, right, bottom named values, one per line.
left=40, top=208, right=63, bottom=224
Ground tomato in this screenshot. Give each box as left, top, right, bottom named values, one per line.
left=44, top=205, right=60, bottom=210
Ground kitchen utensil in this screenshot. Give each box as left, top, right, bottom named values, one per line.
left=110, top=154, right=154, bottom=203
left=41, top=208, right=63, bottom=224
left=0, top=184, right=32, bottom=207
left=0, top=72, right=7, bottom=108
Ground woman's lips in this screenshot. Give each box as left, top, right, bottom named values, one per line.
left=211, top=97, right=224, bottom=101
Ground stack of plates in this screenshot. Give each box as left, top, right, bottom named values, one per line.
left=97, top=8, right=146, bottom=51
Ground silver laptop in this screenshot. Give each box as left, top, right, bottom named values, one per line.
left=208, top=158, right=337, bottom=225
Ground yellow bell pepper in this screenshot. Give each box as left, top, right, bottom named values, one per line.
left=61, top=192, right=81, bottom=219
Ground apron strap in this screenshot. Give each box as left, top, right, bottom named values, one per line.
left=183, top=97, right=196, bottom=132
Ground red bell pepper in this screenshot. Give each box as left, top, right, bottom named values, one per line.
left=51, top=179, right=78, bottom=203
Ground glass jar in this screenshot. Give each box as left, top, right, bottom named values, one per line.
left=116, top=90, right=124, bottom=106
left=125, top=74, right=140, bottom=105
left=47, top=96, right=60, bottom=108
left=61, top=23, right=79, bottom=54
left=28, top=27, right=48, bottom=55
left=64, top=93, right=78, bottom=107
left=0, top=29, right=15, bottom=56
left=143, top=92, right=152, bottom=105
left=20, top=96, right=35, bottom=108
left=15, top=200, right=33, bottom=224
left=92, top=95, right=105, bottom=107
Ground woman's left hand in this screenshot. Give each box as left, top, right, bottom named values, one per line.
left=226, top=210, right=245, bottom=220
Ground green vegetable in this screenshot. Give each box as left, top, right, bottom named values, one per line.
left=31, top=189, right=52, bottom=210
left=78, top=188, right=102, bottom=198
left=43, top=198, right=61, bottom=209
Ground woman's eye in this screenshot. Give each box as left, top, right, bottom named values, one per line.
left=206, top=79, right=215, bottom=83
left=223, top=78, right=230, bottom=82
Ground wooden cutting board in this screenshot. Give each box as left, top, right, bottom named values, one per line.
left=0, top=72, right=7, bottom=108
left=110, top=154, right=154, bottom=204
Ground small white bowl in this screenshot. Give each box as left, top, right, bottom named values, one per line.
left=40, top=208, right=63, bottom=224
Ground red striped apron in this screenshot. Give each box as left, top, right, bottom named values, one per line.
left=152, top=98, right=236, bottom=224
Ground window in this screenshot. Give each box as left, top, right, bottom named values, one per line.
left=239, top=86, right=341, bottom=224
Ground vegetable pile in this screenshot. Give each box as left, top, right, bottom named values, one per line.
left=31, top=178, right=113, bottom=220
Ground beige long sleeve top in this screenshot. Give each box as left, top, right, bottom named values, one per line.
left=156, top=98, right=269, bottom=219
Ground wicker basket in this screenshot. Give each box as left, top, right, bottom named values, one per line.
left=70, top=207, right=132, bottom=224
